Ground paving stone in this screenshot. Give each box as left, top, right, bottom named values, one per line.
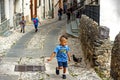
left=0, top=75, right=18, bottom=80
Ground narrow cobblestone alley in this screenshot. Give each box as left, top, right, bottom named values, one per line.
left=6, top=19, right=65, bottom=58
left=1, top=0, right=120, bottom=79
left=0, top=17, right=101, bottom=80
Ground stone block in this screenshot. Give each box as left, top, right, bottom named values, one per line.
left=111, top=32, right=120, bottom=79
left=98, top=26, right=109, bottom=39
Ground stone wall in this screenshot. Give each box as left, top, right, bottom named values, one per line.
left=79, top=15, right=112, bottom=79
left=111, top=32, right=120, bottom=80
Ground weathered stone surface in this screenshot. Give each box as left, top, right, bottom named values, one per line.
left=111, top=32, right=120, bottom=80
left=98, top=26, right=109, bottom=39
left=79, top=15, right=112, bottom=79
left=79, top=15, right=98, bottom=66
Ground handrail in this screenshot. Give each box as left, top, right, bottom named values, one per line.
left=67, top=0, right=86, bottom=11
left=67, top=0, right=99, bottom=12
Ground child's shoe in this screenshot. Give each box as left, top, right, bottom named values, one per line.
left=56, top=67, right=59, bottom=75
left=21, top=29, right=22, bottom=33
left=62, top=74, right=66, bottom=79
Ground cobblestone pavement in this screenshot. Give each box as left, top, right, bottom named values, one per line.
left=0, top=16, right=102, bottom=80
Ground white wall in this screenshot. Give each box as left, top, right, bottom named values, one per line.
left=45, top=0, right=50, bottom=17
left=77, top=0, right=81, bottom=3
left=54, top=0, right=59, bottom=17
left=4, top=0, right=10, bottom=19
left=100, top=0, right=120, bottom=41
left=0, top=1, right=1, bottom=23
left=24, top=0, right=30, bottom=16
left=9, top=0, right=14, bottom=27
left=23, top=0, right=31, bottom=22
left=14, top=0, right=22, bottom=13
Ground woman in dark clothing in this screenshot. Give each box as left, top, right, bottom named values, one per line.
left=66, top=9, right=71, bottom=23
left=58, top=7, right=63, bottom=20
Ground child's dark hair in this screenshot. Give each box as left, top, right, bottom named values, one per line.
left=59, top=35, right=68, bottom=41
left=22, top=16, right=24, bottom=18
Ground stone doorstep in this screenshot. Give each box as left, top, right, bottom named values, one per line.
left=70, top=21, right=80, bottom=33
left=66, top=24, right=79, bottom=38
left=72, top=29, right=79, bottom=33
left=71, top=21, right=78, bottom=30
left=76, top=19, right=80, bottom=25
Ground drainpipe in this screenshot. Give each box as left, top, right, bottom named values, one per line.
left=43, top=0, right=45, bottom=18
left=49, top=0, right=51, bottom=10
left=0, top=3, right=1, bottom=23
left=34, top=0, right=37, bottom=16
left=52, top=0, right=54, bottom=18
left=30, top=0, right=33, bottom=19
left=22, top=0, right=24, bottom=16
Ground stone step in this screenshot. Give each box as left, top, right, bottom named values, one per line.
left=76, top=18, right=80, bottom=26
left=66, top=23, right=79, bottom=38
left=71, top=21, right=79, bottom=33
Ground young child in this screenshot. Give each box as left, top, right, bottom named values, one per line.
left=32, top=14, right=41, bottom=32
left=19, top=16, right=26, bottom=33
left=47, top=35, right=71, bottom=79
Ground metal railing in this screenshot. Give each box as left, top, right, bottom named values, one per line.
left=67, top=0, right=85, bottom=11
left=84, top=5, right=100, bottom=25
left=67, top=0, right=100, bottom=25
left=0, top=19, right=10, bottom=35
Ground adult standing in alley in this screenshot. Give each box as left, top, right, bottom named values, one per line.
left=63, top=1, right=67, bottom=14
left=66, top=9, right=71, bottom=23
left=32, top=14, right=41, bottom=32
left=58, top=7, right=63, bottom=20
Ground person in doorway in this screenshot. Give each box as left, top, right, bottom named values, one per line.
left=32, top=15, right=41, bottom=32
left=66, top=9, right=71, bottom=23
left=63, top=2, right=67, bottom=14
left=58, top=7, right=63, bottom=20
left=47, top=35, right=71, bottom=79
left=19, top=16, right=26, bottom=33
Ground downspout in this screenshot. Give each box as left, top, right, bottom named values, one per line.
left=22, top=0, right=24, bottom=16
left=34, top=0, right=37, bottom=16
left=52, top=0, right=54, bottom=18
left=0, top=3, right=1, bottom=23
left=43, top=0, right=45, bottom=18
left=30, top=0, right=33, bottom=19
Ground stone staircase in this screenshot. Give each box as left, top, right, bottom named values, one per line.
left=66, top=18, right=80, bottom=38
